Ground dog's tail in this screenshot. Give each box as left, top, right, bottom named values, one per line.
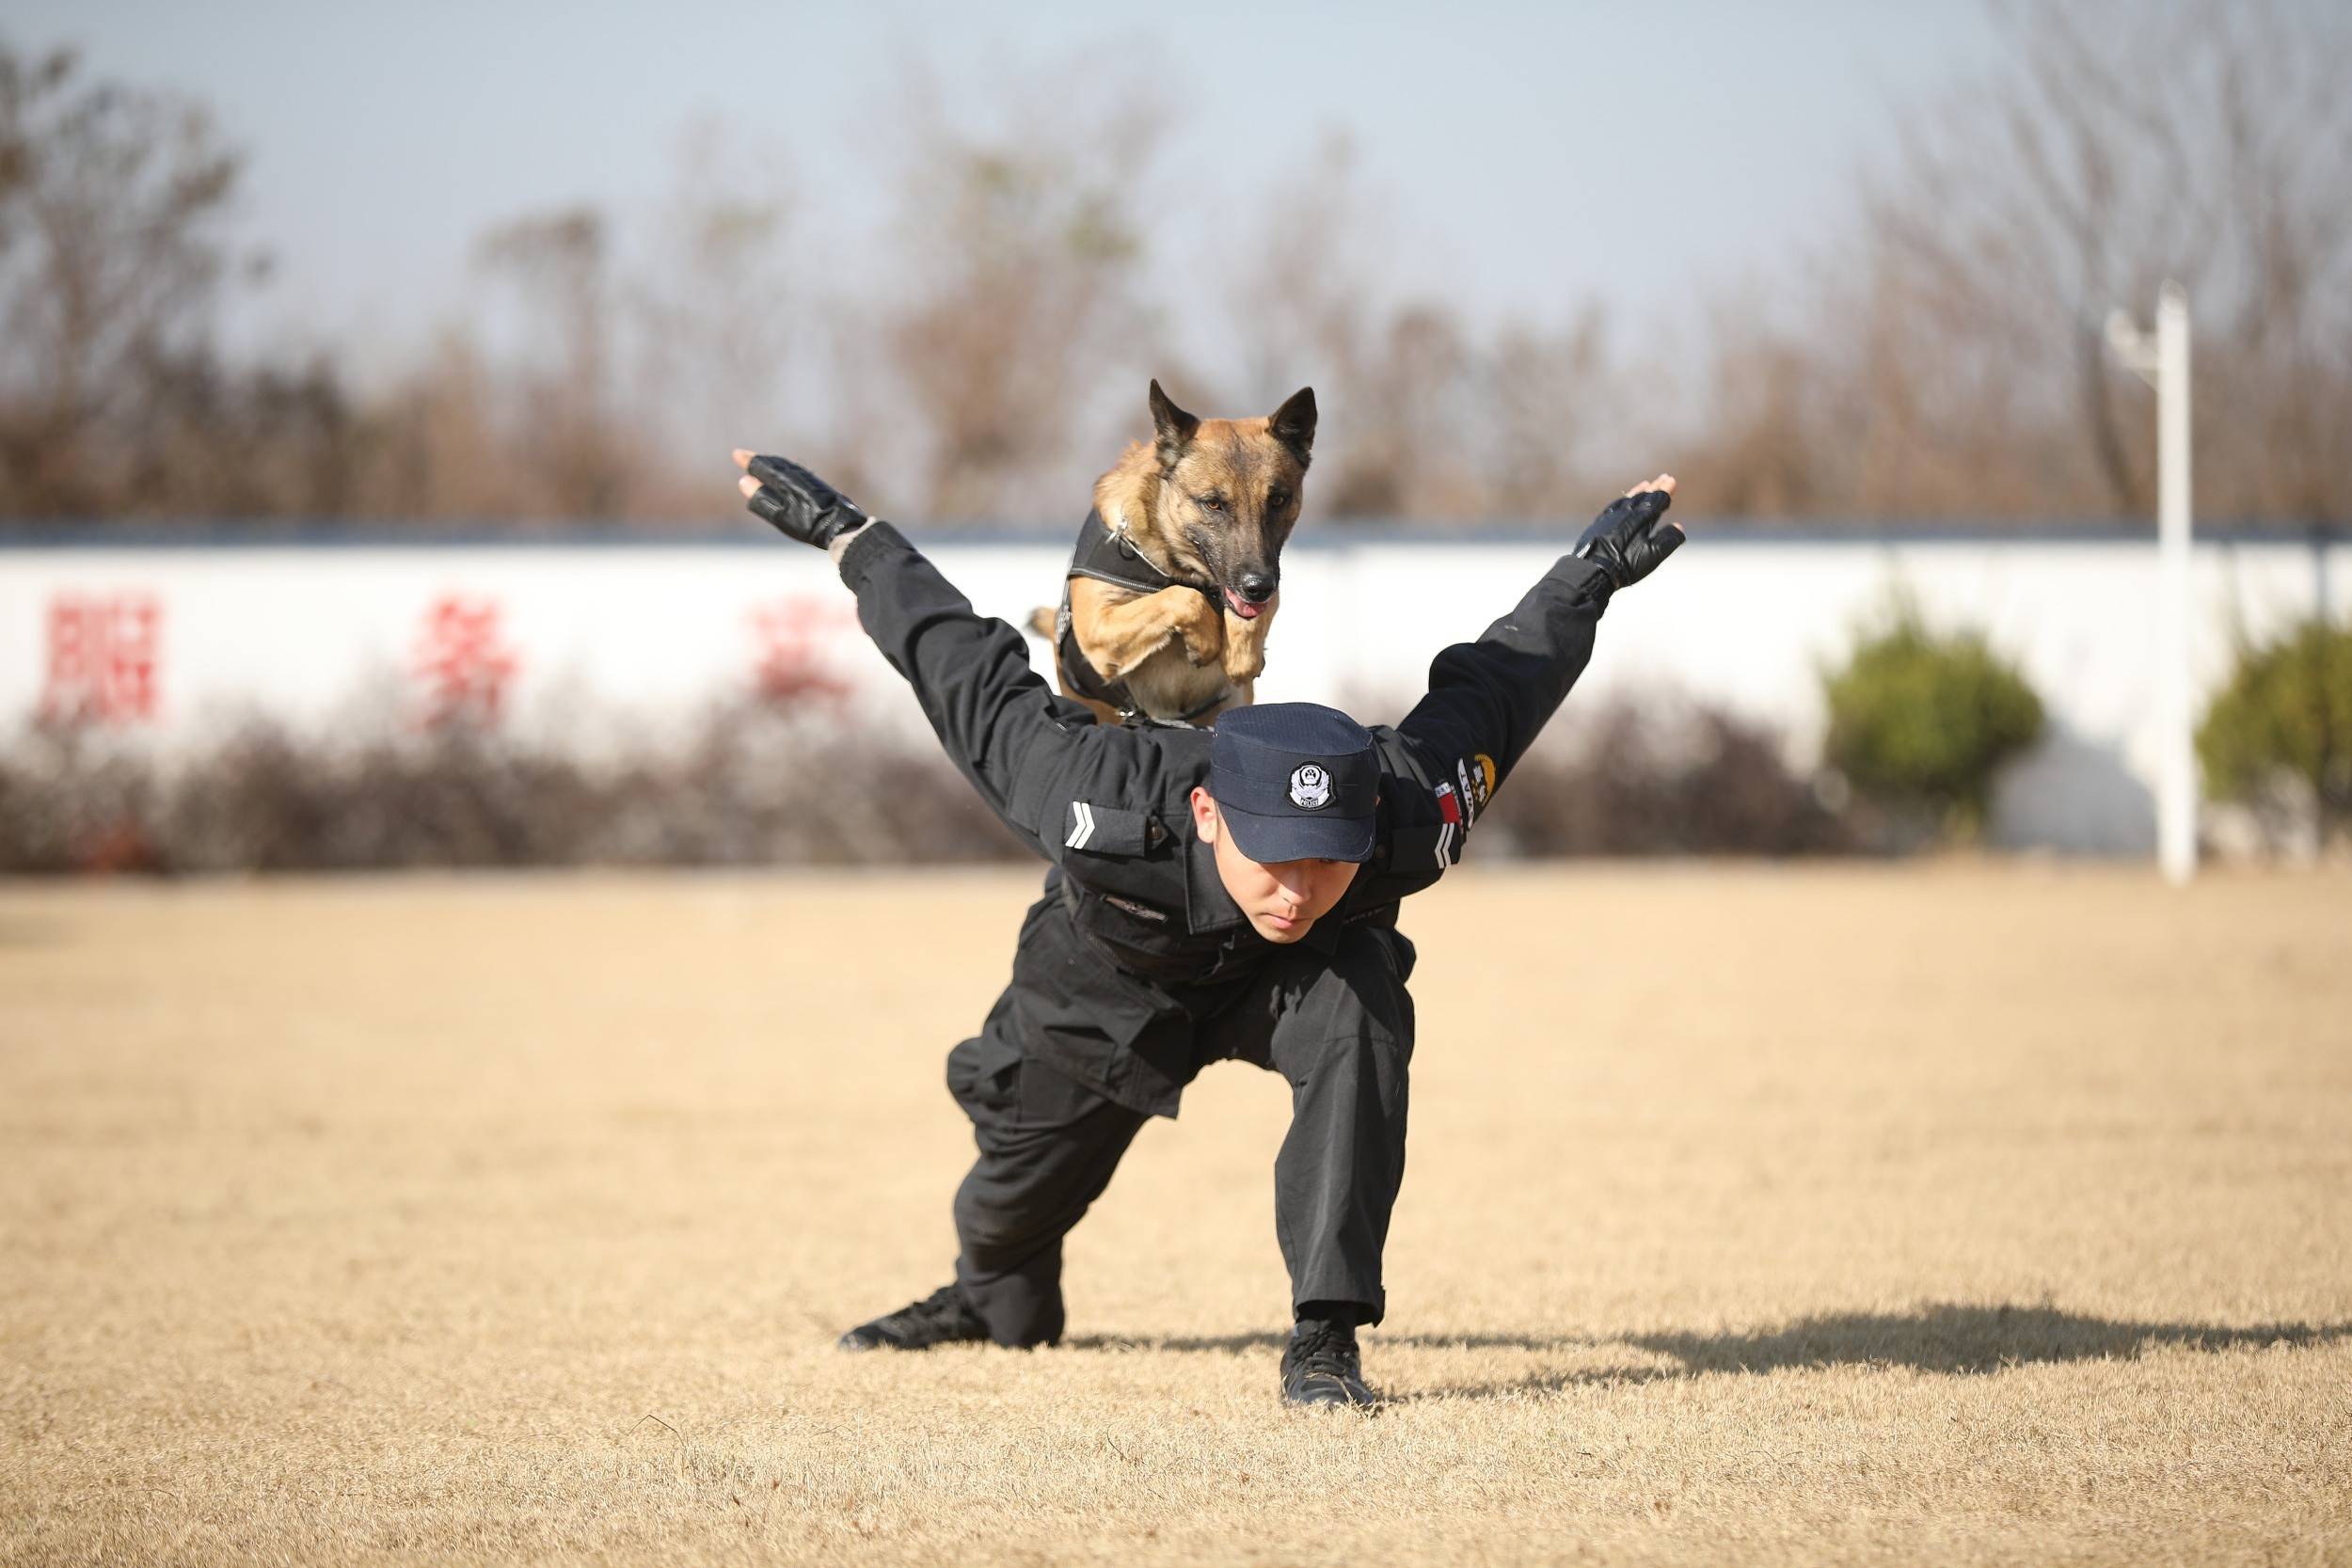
left=1025, top=606, right=1056, bottom=641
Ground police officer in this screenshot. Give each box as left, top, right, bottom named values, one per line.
left=733, top=449, right=1685, bottom=1407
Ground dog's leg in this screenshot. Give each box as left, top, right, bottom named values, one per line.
left=1072, top=578, right=1224, bottom=678
left=1196, top=679, right=1255, bottom=724
left=1044, top=638, right=1129, bottom=723
left=1219, top=593, right=1278, bottom=686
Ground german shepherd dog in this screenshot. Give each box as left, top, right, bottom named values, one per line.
left=1028, top=380, right=1316, bottom=725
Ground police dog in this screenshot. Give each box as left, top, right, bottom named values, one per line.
left=1028, top=380, right=1315, bottom=725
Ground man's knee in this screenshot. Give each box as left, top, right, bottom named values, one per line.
left=1275, top=928, right=1416, bottom=1073
left=951, top=1092, right=1141, bottom=1265
left=1279, top=1029, right=1402, bottom=1128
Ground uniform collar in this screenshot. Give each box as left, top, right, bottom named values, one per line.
left=1295, top=913, right=1345, bottom=955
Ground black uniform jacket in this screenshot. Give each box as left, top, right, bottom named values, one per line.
left=834, top=522, right=1612, bottom=1117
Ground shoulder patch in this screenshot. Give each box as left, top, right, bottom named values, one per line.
left=1386, top=821, right=1459, bottom=874
left=1062, top=800, right=1155, bottom=858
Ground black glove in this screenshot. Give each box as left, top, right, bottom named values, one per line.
left=1573, top=486, right=1683, bottom=595
left=741, top=453, right=870, bottom=548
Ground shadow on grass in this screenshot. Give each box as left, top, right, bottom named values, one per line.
left=1068, top=1304, right=2350, bottom=1404
left=1628, top=1303, right=2346, bottom=1377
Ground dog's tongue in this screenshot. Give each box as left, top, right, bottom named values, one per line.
left=1223, top=588, right=1263, bottom=620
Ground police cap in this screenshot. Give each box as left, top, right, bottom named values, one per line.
left=1207, top=703, right=1379, bottom=863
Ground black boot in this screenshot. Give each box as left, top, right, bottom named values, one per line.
left=1279, top=1319, right=1378, bottom=1408
left=836, top=1284, right=992, bottom=1351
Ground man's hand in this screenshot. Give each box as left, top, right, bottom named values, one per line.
left=732, top=449, right=870, bottom=548
left=1574, top=474, right=1684, bottom=594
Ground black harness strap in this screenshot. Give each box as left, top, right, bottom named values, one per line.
left=1055, top=509, right=1228, bottom=723
left=1067, top=506, right=1215, bottom=596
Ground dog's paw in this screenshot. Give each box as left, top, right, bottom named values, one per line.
left=1171, top=602, right=1225, bottom=667
left=1218, top=599, right=1271, bottom=682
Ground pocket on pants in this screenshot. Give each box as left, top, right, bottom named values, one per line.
left=946, top=1031, right=1024, bottom=1120
left=1014, top=1056, right=1107, bottom=1130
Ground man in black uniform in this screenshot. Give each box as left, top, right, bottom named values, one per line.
left=732, top=449, right=1685, bottom=1407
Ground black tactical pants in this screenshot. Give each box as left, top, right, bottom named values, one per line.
left=945, top=924, right=1416, bottom=1347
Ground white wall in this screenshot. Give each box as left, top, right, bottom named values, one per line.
left=6, top=531, right=2346, bottom=852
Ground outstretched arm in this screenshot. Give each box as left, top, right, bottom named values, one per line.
left=1389, top=476, right=1685, bottom=828
left=734, top=451, right=1154, bottom=862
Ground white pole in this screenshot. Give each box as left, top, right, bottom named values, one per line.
left=2154, top=282, right=2196, bottom=886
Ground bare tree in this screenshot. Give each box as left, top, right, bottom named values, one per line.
left=629, top=122, right=797, bottom=508
left=861, top=55, right=1168, bottom=521
left=1222, top=131, right=1377, bottom=406
left=1687, top=0, right=2352, bottom=523
left=343, top=332, right=534, bottom=522
left=473, top=207, right=646, bottom=520
left=1218, top=133, right=1620, bottom=523
left=0, top=42, right=246, bottom=518
left=1478, top=308, right=1615, bottom=521
left=1320, top=303, right=1479, bottom=518
left=1675, top=290, right=1843, bottom=518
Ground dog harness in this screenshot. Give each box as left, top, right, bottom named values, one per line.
left=1053, top=508, right=1232, bottom=723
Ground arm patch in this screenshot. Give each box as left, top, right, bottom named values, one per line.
left=1063, top=800, right=1154, bottom=857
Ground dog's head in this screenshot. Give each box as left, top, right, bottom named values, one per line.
left=1143, top=379, right=1315, bottom=621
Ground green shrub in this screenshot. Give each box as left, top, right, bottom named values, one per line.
left=2197, top=618, right=2352, bottom=844
left=1820, top=600, right=2045, bottom=838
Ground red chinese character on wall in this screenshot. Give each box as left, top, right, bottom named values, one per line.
left=40, top=593, right=163, bottom=725
left=750, top=596, right=855, bottom=708
left=412, top=594, right=517, bottom=728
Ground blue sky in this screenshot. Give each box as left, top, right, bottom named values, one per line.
left=9, top=0, right=2006, bottom=372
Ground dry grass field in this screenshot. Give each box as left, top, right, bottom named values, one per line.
left=3, top=863, right=2348, bottom=1566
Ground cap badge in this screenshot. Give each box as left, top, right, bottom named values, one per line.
left=1288, top=763, right=1333, bottom=810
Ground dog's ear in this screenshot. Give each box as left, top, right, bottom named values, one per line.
left=1149, top=379, right=1200, bottom=469
left=1268, top=386, right=1317, bottom=468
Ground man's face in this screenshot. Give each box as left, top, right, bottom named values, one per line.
left=1188, top=787, right=1360, bottom=943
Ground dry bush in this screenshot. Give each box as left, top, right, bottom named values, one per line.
left=0, top=724, right=164, bottom=871
left=1, top=692, right=1859, bottom=872
left=0, top=705, right=1026, bottom=874
left=1473, top=697, right=1857, bottom=858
